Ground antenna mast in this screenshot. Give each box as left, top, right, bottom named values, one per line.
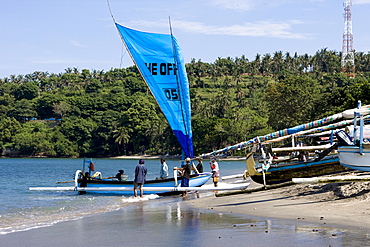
left=341, top=0, right=355, bottom=77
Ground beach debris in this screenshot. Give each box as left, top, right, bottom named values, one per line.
left=279, top=180, right=370, bottom=202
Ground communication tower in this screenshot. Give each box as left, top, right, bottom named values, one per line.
left=341, top=0, right=355, bottom=76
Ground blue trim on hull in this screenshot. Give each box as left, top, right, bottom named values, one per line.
left=80, top=173, right=212, bottom=195
left=340, top=163, right=370, bottom=172
left=265, top=156, right=339, bottom=172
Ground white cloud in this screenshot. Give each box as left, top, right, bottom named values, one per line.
left=209, top=0, right=256, bottom=11
left=70, top=40, right=85, bottom=47
left=208, top=0, right=300, bottom=11
left=353, top=0, right=370, bottom=4
left=32, top=59, right=113, bottom=65
left=124, top=19, right=309, bottom=39
left=173, top=20, right=310, bottom=39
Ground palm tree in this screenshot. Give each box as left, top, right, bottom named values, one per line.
left=113, top=126, right=130, bottom=155
left=261, top=53, right=272, bottom=76
left=251, top=53, right=261, bottom=75
left=272, top=51, right=284, bottom=75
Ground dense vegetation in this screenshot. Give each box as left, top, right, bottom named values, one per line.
left=1, top=49, right=370, bottom=157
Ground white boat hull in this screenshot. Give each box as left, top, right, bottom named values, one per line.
left=338, top=146, right=370, bottom=171
left=29, top=182, right=250, bottom=192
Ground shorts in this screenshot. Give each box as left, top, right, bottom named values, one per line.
left=181, top=177, right=189, bottom=187
left=134, top=182, right=143, bottom=188
left=212, top=171, right=220, bottom=177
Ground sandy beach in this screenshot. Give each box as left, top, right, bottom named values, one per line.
left=186, top=179, right=370, bottom=230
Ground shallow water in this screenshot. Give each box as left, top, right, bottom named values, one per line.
left=0, top=158, right=244, bottom=234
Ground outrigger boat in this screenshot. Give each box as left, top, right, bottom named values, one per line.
left=29, top=158, right=249, bottom=195
left=337, top=102, right=370, bottom=172
left=203, top=105, right=370, bottom=185
left=30, top=17, right=250, bottom=195
left=245, top=152, right=345, bottom=185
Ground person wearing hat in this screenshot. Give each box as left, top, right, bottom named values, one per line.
left=134, top=159, right=147, bottom=197
left=173, top=157, right=192, bottom=196
left=115, top=169, right=128, bottom=181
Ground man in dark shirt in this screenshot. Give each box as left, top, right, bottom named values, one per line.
left=115, top=170, right=125, bottom=181
left=134, top=159, right=147, bottom=197
left=174, top=157, right=191, bottom=197
left=196, top=158, right=204, bottom=173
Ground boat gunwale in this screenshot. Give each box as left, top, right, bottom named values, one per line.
left=78, top=172, right=212, bottom=185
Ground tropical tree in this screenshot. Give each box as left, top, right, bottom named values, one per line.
left=265, top=75, right=320, bottom=130
left=8, top=99, right=37, bottom=122
left=0, top=117, right=21, bottom=149
left=113, top=126, right=130, bottom=155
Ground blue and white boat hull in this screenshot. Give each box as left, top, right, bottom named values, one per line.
left=78, top=172, right=212, bottom=195
left=338, top=146, right=370, bottom=172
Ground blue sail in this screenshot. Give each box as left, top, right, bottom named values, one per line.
left=115, top=23, right=194, bottom=158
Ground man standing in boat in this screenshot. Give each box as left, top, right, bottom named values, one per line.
left=174, top=157, right=192, bottom=197
left=196, top=158, right=204, bottom=173
left=134, top=159, right=147, bottom=197
left=115, top=170, right=128, bottom=181
left=159, top=158, right=168, bottom=179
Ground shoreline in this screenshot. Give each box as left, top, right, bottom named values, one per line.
left=0, top=154, right=247, bottom=161
left=110, top=154, right=246, bottom=161
left=185, top=180, right=370, bottom=230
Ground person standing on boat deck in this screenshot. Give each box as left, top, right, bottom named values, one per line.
left=115, top=170, right=128, bottom=181
left=159, top=158, right=168, bottom=179
left=134, top=159, right=147, bottom=197
left=173, top=157, right=191, bottom=197
left=80, top=172, right=90, bottom=187
left=210, top=157, right=220, bottom=187
left=196, top=158, right=204, bottom=173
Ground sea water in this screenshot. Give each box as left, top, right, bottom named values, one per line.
left=0, top=157, right=244, bottom=235
left=1, top=158, right=370, bottom=246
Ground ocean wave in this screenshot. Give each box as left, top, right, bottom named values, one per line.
left=0, top=194, right=159, bottom=235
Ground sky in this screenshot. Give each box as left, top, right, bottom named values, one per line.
left=1, top=0, right=370, bottom=78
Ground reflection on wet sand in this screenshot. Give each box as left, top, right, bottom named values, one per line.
left=2, top=195, right=369, bottom=247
